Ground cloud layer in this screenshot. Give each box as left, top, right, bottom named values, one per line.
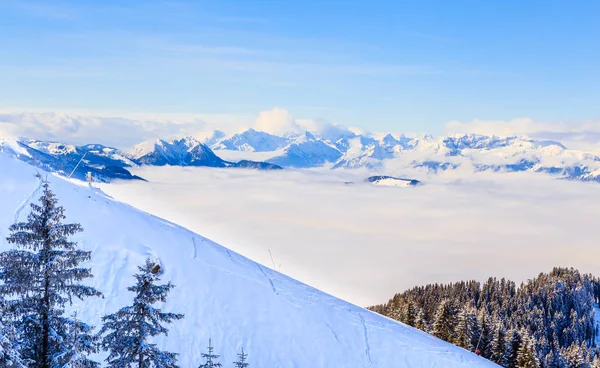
left=2, top=108, right=600, bottom=152
left=446, top=118, right=600, bottom=150
left=100, top=166, right=600, bottom=307
left=0, top=108, right=356, bottom=148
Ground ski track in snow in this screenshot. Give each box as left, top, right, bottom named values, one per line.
left=325, top=323, right=340, bottom=344
left=191, top=237, right=198, bottom=259
left=256, top=264, right=278, bottom=294
left=359, top=312, right=373, bottom=365
left=13, top=174, right=43, bottom=224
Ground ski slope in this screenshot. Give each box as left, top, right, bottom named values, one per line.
left=0, top=153, right=498, bottom=367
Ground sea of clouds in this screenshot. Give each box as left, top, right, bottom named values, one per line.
left=99, top=166, right=600, bottom=307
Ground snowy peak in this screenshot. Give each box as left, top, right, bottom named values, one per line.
left=211, top=128, right=289, bottom=152
left=128, top=137, right=226, bottom=167
left=267, top=132, right=343, bottom=168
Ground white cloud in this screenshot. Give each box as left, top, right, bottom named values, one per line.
left=100, top=166, right=600, bottom=307
left=252, top=107, right=356, bottom=140
left=445, top=118, right=600, bottom=150
left=0, top=108, right=358, bottom=147
left=253, top=108, right=302, bottom=135
left=0, top=110, right=255, bottom=148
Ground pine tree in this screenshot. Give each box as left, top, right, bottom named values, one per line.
left=402, top=301, right=416, bottom=327
left=432, top=299, right=456, bottom=342
left=233, top=347, right=249, bottom=368
left=506, top=329, right=523, bottom=368
left=453, top=307, right=476, bottom=351
left=100, top=258, right=184, bottom=368
left=0, top=182, right=102, bottom=368
left=54, top=313, right=100, bottom=368
left=415, top=307, right=429, bottom=332
left=0, top=319, right=25, bottom=368
left=517, top=333, right=539, bottom=368
left=476, top=309, right=492, bottom=359
left=199, top=339, right=222, bottom=368
left=489, top=321, right=507, bottom=366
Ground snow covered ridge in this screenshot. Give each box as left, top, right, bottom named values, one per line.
left=367, top=175, right=421, bottom=187
left=0, top=137, right=281, bottom=183
left=369, top=267, right=600, bottom=367
left=204, top=129, right=600, bottom=183
left=0, top=153, right=498, bottom=367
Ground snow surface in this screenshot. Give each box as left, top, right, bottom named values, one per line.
left=0, top=154, right=497, bottom=367
left=370, top=177, right=415, bottom=187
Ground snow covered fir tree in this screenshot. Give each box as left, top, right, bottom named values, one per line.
left=198, top=339, right=222, bottom=368
left=100, top=258, right=184, bottom=368
left=369, top=267, right=600, bottom=367
left=232, top=347, right=249, bottom=368
left=0, top=181, right=102, bottom=368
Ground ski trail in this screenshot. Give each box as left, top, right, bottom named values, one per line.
left=225, top=249, right=234, bottom=262
left=358, top=313, right=373, bottom=365
left=256, top=264, right=278, bottom=294
left=326, top=323, right=340, bottom=344
left=191, top=237, right=198, bottom=259
left=13, top=175, right=43, bottom=224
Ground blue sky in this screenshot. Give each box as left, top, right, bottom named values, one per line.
left=0, top=0, right=598, bottom=134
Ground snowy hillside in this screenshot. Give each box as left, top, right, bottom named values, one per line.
left=0, top=153, right=497, bottom=367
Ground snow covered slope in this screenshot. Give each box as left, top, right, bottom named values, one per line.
left=0, top=154, right=497, bottom=367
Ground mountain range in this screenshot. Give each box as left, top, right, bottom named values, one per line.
left=0, top=137, right=282, bottom=182
left=3, top=124, right=600, bottom=184
left=204, top=128, right=600, bottom=183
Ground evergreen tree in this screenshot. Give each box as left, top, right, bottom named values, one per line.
left=543, top=349, right=568, bottom=368
left=54, top=313, right=100, bottom=368
left=516, top=333, right=539, bottom=368
left=402, top=301, right=416, bottom=327
left=562, top=342, right=589, bottom=368
left=233, top=347, right=249, bottom=368
left=506, top=329, right=523, bottom=368
left=476, top=309, right=492, bottom=359
left=453, top=306, right=476, bottom=351
left=432, top=299, right=456, bottom=342
left=489, top=321, right=507, bottom=366
left=0, top=182, right=102, bottom=368
left=100, top=258, right=184, bottom=368
left=0, top=319, right=25, bottom=368
left=415, top=307, right=429, bottom=332
left=199, top=339, right=222, bottom=368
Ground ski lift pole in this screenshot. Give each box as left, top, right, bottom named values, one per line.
left=67, top=151, right=88, bottom=179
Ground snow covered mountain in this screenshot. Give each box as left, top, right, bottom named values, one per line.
left=204, top=128, right=600, bottom=183
left=0, top=136, right=282, bottom=183
left=211, top=128, right=290, bottom=152
left=127, top=137, right=282, bottom=170
left=128, top=137, right=228, bottom=167
left=0, top=152, right=498, bottom=367
left=267, top=132, right=344, bottom=168
left=0, top=138, right=141, bottom=182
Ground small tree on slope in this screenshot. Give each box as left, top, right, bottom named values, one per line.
left=0, top=181, right=102, bottom=367
left=233, top=347, right=249, bottom=368
left=100, top=258, right=184, bottom=368
left=199, top=339, right=222, bottom=368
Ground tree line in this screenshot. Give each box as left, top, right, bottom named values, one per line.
left=0, top=182, right=249, bottom=367
left=369, top=267, right=600, bottom=367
